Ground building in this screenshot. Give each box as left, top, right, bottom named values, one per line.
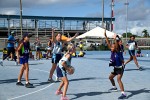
left=0, top=14, right=115, bottom=50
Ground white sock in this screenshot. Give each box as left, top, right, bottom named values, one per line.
left=17, top=80, right=20, bottom=82
left=26, top=81, right=29, bottom=84
left=113, top=86, right=116, bottom=88
left=121, top=91, right=126, bottom=95
left=49, top=78, right=52, bottom=80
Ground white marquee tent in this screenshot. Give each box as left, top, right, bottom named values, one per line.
left=76, top=27, right=122, bottom=39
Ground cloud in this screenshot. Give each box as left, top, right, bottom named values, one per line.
left=128, top=7, right=150, bottom=21
left=0, top=0, right=92, bottom=15
left=37, top=0, right=87, bottom=5
left=0, top=0, right=88, bottom=8
left=116, top=0, right=150, bottom=21
left=0, top=0, right=149, bottom=35
left=113, top=0, right=150, bottom=35
left=130, top=26, right=150, bottom=36
left=0, top=0, right=23, bottom=8
left=0, top=8, right=17, bottom=15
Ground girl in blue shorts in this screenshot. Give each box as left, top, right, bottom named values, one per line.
left=16, top=33, right=33, bottom=88
left=125, top=35, right=142, bottom=70
left=55, top=43, right=75, bottom=100
left=48, top=29, right=78, bottom=82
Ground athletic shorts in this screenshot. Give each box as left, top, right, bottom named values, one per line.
left=20, top=57, right=29, bottom=64
left=47, top=47, right=52, bottom=50
left=51, top=54, right=62, bottom=64
left=3, top=54, right=7, bottom=58
left=128, top=50, right=135, bottom=56
left=56, top=66, right=66, bottom=78
left=3, top=47, right=16, bottom=61
left=7, top=47, right=15, bottom=54
left=36, top=47, right=40, bottom=51
left=111, top=67, right=124, bottom=75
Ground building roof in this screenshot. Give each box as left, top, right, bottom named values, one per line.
left=0, top=14, right=115, bottom=21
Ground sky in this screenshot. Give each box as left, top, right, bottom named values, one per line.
left=0, top=0, right=150, bottom=35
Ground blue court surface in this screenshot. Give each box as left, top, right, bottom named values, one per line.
left=0, top=51, right=150, bottom=100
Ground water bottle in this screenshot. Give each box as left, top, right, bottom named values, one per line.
left=146, top=53, right=149, bottom=57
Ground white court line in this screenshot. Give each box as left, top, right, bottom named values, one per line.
left=6, top=59, right=149, bottom=100
left=7, top=67, right=57, bottom=100
left=8, top=83, right=54, bottom=100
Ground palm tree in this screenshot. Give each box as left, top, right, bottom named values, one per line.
left=142, top=29, right=149, bottom=37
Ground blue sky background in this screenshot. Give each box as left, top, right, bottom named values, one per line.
left=0, top=0, right=150, bottom=35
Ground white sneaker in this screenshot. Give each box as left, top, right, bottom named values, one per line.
left=0, top=61, right=3, bottom=66
left=15, top=62, right=18, bottom=66
left=108, top=87, right=118, bottom=92
left=7, top=57, right=9, bottom=61
left=56, top=77, right=60, bottom=82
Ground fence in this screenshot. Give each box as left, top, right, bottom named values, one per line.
left=0, top=37, right=150, bottom=50
left=0, top=38, right=7, bottom=50
left=0, top=37, right=49, bottom=50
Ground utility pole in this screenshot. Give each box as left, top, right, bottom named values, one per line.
left=20, top=0, right=23, bottom=38
left=111, top=0, right=114, bottom=31
left=125, top=0, right=129, bottom=41
left=102, top=0, right=104, bottom=27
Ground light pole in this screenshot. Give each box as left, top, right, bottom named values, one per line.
left=20, top=0, right=23, bottom=38
left=111, top=0, right=114, bottom=32
left=125, top=0, right=129, bottom=41
left=102, top=0, right=104, bottom=27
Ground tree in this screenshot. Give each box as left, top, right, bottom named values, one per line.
left=142, top=29, right=149, bottom=37
left=122, top=32, right=133, bottom=38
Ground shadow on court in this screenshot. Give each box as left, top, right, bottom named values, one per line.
left=0, top=78, right=38, bottom=84
left=125, top=67, right=150, bottom=71
left=137, top=59, right=150, bottom=62
left=124, top=69, right=139, bottom=71
left=69, top=91, right=111, bottom=100
left=4, top=62, right=44, bottom=66
left=33, top=77, right=106, bottom=87
left=126, top=88, right=150, bottom=99
left=33, top=81, right=50, bottom=87
left=84, top=57, right=110, bottom=61
left=29, top=63, right=44, bottom=65
left=84, top=57, right=150, bottom=63
left=69, top=77, right=107, bottom=82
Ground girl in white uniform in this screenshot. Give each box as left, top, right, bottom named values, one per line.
left=125, top=35, right=142, bottom=70
left=55, top=44, right=75, bottom=100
